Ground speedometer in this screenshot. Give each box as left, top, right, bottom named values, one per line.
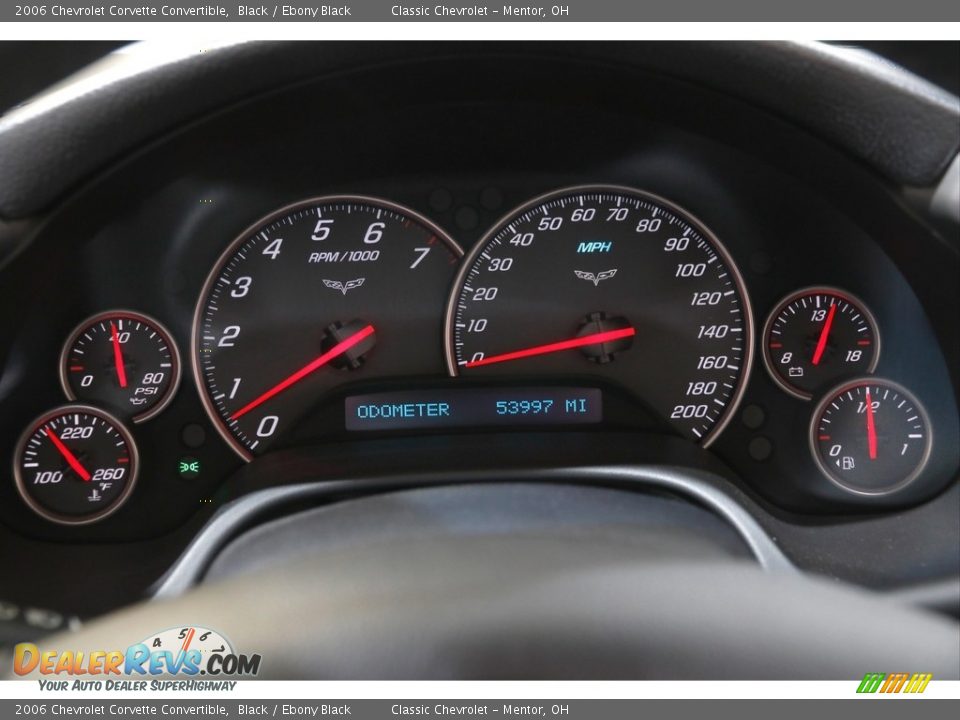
left=445, top=185, right=753, bottom=445
left=194, top=196, right=461, bottom=459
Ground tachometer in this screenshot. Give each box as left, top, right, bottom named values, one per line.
left=445, top=185, right=753, bottom=445
left=193, top=196, right=461, bottom=459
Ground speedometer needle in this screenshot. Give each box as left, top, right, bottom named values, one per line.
left=811, top=303, right=836, bottom=366
left=45, top=428, right=92, bottom=482
left=865, top=389, right=878, bottom=460
left=464, top=327, right=636, bottom=368
left=110, top=321, right=128, bottom=388
left=231, top=324, right=376, bottom=421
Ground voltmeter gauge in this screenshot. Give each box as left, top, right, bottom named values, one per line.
left=13, top=405, right=139, bottom=525
left=810, top=378, right=931, bottom=496
left=60, top=310, right=181, bottom=422
left=763, top=287, right=879, bottom=399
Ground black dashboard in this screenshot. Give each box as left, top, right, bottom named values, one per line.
left=0, top=42, right=958, bottom=619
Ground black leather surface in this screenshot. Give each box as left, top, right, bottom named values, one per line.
left=0, top=41, right=957, bottom=219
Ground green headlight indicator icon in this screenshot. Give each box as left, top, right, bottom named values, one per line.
left=178, top=457, right=201, bottom=479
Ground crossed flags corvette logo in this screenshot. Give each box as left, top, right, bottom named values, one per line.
left=574, top=269, right=618, bottom=286
left=323, top=278, right=365, bottom=295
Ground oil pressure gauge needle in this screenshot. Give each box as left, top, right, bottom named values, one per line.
left=45, top=427, right=92, bottom=482
left=110, top=321, right=128, bottom=388
left=231, top=323, right=376, bottom=421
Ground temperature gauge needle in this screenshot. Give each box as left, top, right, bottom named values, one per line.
left=231, top=324, right=376, bottom=420
left=110, top=321, right=128, bottom=388
left=464, top=326, right=636, bottom=368
left=811, top=303, right=836, bottom=366
left=865, top=389, right=878, bottom=460
left=45, top=428, right=92, bottom=481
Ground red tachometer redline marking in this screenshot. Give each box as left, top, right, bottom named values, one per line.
left=865, top=389, right=878, bottom=460
left=69, top=365, right=85, bottom=371
left=818, top=435, right=831, bottom=441
left=231, top=324, right=376, bottom=421
left=769, top=342, right=783, bottom=348
left=857, top=339, right=872, bottom=346
left=45, top=428, right=92, bottom=482
left=110, top=321, right=128, bottom=388
left=464, top=327, right=637, bottom=368
left=811, top=303, right=837, bottom=366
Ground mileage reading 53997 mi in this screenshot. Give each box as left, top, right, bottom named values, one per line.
left=345, top=388, right=602, bottom=432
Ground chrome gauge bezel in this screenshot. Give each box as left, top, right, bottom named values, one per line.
left=442, top=183, right=755, bottom=448
left=59, top=309, right=183, bottom=423
left=808, top=377, right=932, bottom=497
left=13, top=404, right=140, bottom=525
left=762, top=286, right=880, bottom=401
left=190, top=194, right=463, bottom=462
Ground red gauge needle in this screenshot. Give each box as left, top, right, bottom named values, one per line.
left=865, top=389, right=878, bottom=460
left=45, top=428, right=92, bottom=482
left=811, top=303, right=837, bottom=366
left=180, top=627, right=196, bottom=653
left=231, top=324, right=376, bottom=421
left=110, top=321, right=128, bottom=388
left=464, top=326, right=636, bottom=368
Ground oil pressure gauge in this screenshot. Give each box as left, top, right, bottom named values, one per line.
left=60, top=310, right=181, bottom=422
left=811, top=378, right=931, bottom=496
left=763, top=287, right=878, bottom=399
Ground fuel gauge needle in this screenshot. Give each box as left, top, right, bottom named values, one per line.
left=231, top=323, right=376, bottom=421
left=865, top=389, right=878, bottom=460
left=45, top=428, right=92, bottom=481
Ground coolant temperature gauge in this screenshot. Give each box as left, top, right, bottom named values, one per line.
left=60, top=310, right=181, bottom=422
left=13, top=405, right=138, bottom=524
left=810, top=378, right=932, bottom=496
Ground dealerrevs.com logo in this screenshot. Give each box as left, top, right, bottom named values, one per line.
left=13, top=626, right=261, bottom=685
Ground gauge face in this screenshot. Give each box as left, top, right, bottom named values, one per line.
left=445, top=185, right=753, bottom=445
left=13, top=405, right=138, bottom=525
left=811, top=379, right=931, bottom=495
left=143, top=626, right=234, bottom=664
left=60, top=310, right=181, bottom=422
left=193, top=196, right=462, bottom=459
left=763, top=287, right=878, bottom=399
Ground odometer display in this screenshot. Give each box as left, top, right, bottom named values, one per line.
left=445, top=186, right=753, bottom=445
left=194, top=196, right=461, bottom=459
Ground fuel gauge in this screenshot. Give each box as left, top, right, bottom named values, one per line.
left=810, top=378, right=931, bottom=496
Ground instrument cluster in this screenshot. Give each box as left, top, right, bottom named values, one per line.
left=0, top=62, right=957, bottom=543
left=5, top=182, right=950, bottom=528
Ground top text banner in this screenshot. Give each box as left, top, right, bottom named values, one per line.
left=4, top=0, right=960, bottom=22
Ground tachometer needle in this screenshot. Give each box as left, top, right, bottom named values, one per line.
left=45, top=428, right=92, bottom=482
left=110, top=321, right=128, bottom=388
left=811, top=303, right=836, bottom=366
left=231, top=324, right=376, bottom=421
left=865, top=389, right=878, bottom=460
left=464, top=327, right=636, bottom=368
